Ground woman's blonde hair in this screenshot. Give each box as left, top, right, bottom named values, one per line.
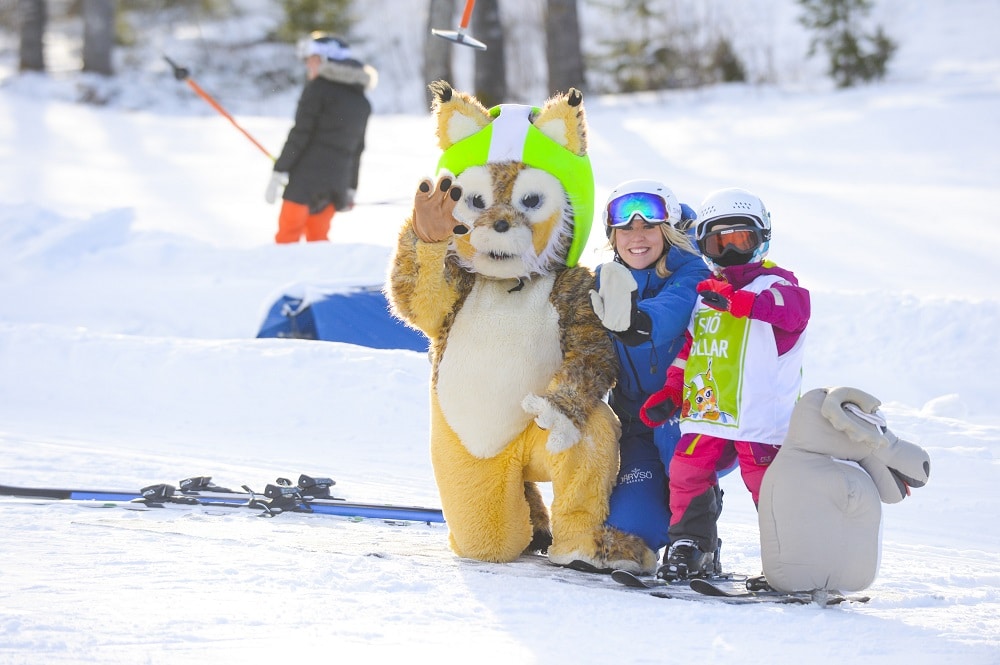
left=608, top=223, right=699, bottom=278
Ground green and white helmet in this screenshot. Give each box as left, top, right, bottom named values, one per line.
left=436, top=104, right=594, bottom=268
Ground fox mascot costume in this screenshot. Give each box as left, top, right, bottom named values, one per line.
left=387, top=81, right=656, bottom=573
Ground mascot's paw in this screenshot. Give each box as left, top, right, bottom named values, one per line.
left=413, top=175, right=465, bottom=243
left=523, top=481, right=552, bottom=555
left=522, top=394, right=581, bottom=453
left=525, top=529, right=553, bottom=555
left=597, top=526, right=658, bottom=574
left=547, top=526, right=657, bottom=574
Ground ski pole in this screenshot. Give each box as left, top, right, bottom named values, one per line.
left=431, top=0, right=487, bottom=50
left=163, top=54, right=276, bottom=162
left=459, top=0, right=476, bottom=31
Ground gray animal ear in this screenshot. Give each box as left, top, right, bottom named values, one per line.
left=821, top=387, right=887, bottom=453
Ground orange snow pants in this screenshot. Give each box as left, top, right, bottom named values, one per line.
left=275, top=200, right=335, bottom=243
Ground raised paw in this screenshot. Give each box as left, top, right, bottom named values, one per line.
left=412, top=175, right=467, bottom=243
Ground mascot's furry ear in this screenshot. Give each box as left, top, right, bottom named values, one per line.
left=430, top=80, right=492, bottom=150
left=429, top=80, right=587, bottom=157
left=533, top=87, right=586, bottom=157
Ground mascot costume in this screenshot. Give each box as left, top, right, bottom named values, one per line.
left=758, top=386, right=931, bottom=593
left=387, top=81, right=656, bottom=573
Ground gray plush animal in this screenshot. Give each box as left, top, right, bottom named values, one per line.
left=758, top=387, right=931, bottom=593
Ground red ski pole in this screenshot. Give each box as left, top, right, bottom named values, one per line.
left=459, top=0, right=476, bottom=30
left=164, top=55, right=276, bottom=162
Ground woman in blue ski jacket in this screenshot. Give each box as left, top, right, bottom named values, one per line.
left=589, top=179, right=710, bottom=555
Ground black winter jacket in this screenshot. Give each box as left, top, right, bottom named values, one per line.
left=274, top=61, right=372, bottom=213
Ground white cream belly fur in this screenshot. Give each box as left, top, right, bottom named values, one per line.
left=436, top=274, right=562, bottom=459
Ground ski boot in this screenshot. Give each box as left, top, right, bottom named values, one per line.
left=656, top=539, right=716, bottom=582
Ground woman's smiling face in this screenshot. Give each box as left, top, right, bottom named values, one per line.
left=613, top=219, right=665, bottom=270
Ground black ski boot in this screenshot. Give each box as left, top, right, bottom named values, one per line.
left=657, top=539, right=715, bottom=581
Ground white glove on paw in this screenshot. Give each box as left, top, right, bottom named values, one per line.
left=589, top=261, right=638, bottom=332
left=265, top=171, right=289, bottom=204
left=522, top=393, right=581, bottom=454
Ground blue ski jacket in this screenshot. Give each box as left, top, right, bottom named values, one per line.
left=597, top=246, right=710, bottom=456
left=597, top=245, right=709, bottom=551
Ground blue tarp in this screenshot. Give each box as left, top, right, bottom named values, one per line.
left=256, top=285, right=428, bottom=352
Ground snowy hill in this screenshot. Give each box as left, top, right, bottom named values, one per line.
left=0, top=1, right=998, bottom=663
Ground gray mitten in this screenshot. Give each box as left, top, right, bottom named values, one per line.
left=589, top=261, right=638, bottom=332
left=265, top=171, right=289, bottom=204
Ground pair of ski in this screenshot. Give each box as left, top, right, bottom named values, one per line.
left=0, top=474, right=446, bottom=523
left=0, top=477, right=871, bottom=605
left=609, top=569, right=871, bottom=606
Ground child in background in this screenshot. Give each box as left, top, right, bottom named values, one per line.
left=640, top=187, right=810, bottom=581
left=266, top=33, right=376, bottom=243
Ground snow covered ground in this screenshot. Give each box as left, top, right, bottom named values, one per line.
left=0, top=1, right=998, bottom=663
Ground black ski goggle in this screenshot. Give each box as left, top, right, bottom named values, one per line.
left=698, top=226, right=768, bottom=259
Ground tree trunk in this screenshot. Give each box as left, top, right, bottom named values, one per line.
left=424, top=0, right=454, bottom=109
left=82, top=0, right=114, bottom=76
left=18, top=0, right=47, bottom=72
left=545, top=0, right=585, bottom=93
left=472, top=0, right=505, bottom=107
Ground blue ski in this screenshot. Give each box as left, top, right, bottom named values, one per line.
left=0, top=475, right=445, bottom=523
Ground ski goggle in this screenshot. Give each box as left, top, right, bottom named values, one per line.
left=698, top=226, right=766, bottom=259
left=606, top=192, right=669, bottom=227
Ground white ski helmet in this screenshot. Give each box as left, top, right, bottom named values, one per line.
left=603, top=179, right=692, bottom=237
left=695, top=188, right=772, bottom=267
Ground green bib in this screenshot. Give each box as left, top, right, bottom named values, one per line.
left=682, top=309, right=751, bottom=428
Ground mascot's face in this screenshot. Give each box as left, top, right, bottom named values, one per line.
left=451, top=163, right=571, bottom=279
left=430, top=81, right=594, bottom=277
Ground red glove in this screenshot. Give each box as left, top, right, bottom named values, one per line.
left=697, top=278, right=755, bottom=318
left=640, top=382, right=682, bottom=427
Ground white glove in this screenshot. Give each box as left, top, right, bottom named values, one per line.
left=265, top=171, right=289, bottom=204
left=522, top=394, right=581, bottom=453
left=343, top=188, right=357, bottom=211
left=589, top=261, right=638, bottom=332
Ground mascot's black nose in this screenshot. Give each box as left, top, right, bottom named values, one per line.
left=493, top=220, right=510, bottom=232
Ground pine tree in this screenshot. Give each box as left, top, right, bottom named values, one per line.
left=797, top=0, right=897, bottom=88
left=277, top=0, right=354, bottom=43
